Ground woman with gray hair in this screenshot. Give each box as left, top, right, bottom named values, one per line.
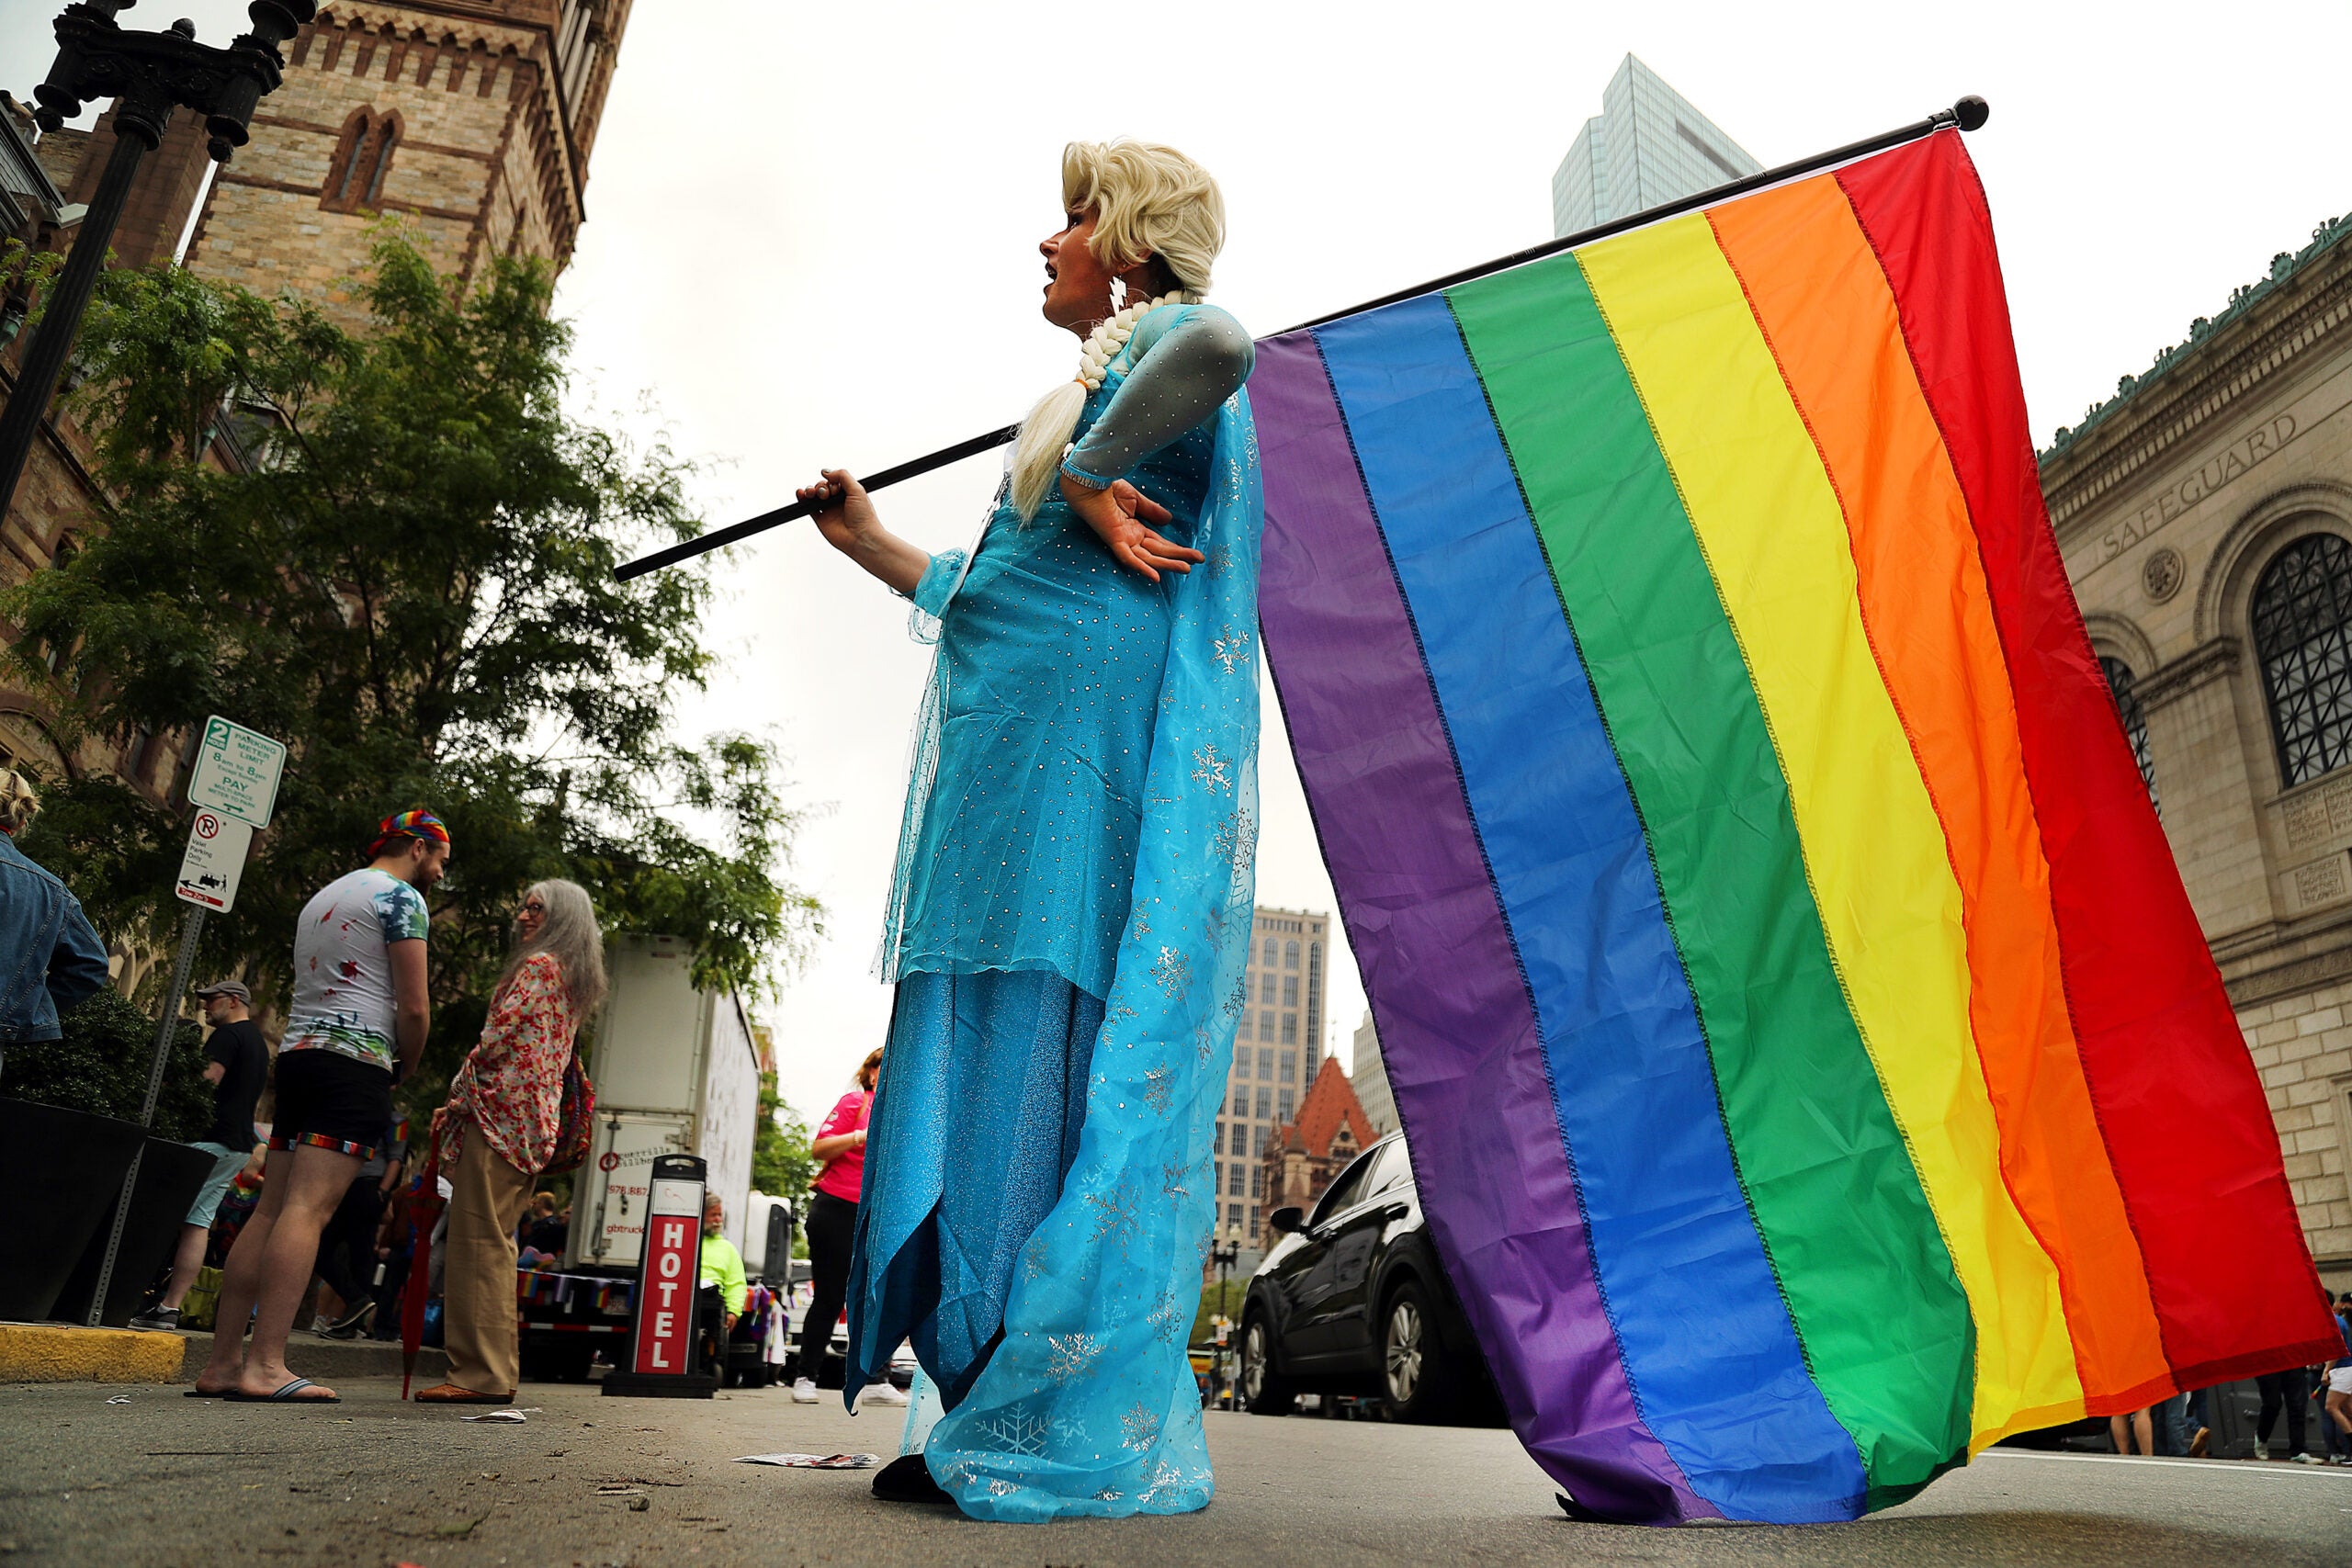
left=416, top=879, right=607, bottom=1403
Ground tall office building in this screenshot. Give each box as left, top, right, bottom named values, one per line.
left=1551, top=54, right=1759, bottom=239
left=1350, top=1011, right=1399, bottom=1137
left=1212, top=905, right=1331, bottom=1261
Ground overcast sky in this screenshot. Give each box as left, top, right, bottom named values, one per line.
left=10, top=1, right=2350, bottom=1121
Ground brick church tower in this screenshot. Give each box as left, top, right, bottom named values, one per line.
left=184, top=0, right=632, bottom=318
left=0, top=1, right=630, bottom=795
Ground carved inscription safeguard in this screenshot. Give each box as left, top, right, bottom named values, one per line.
left=2281, top=776, right=2352, bottom=851
left=2098, top=412, right=2299, bottom=564
left=2293, top=851, right=2351, bottom=912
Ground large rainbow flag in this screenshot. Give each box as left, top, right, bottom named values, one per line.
left=1253, top=130, right=2339, bottom=1525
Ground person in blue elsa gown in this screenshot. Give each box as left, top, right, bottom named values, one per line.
left=794, top=140, right=1262, bottom=1520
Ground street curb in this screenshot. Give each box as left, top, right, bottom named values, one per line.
left=0, top=1321, right=185, bottom=1383
left=176, top=1328, right=450, bottom=1383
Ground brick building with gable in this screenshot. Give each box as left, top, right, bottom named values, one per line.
left=1261, top=1055, right=1380, bottom=1242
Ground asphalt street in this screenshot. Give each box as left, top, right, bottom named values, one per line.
left=2, top=1375, right=2347, bottom=1567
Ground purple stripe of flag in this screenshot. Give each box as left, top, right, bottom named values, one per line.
left=1253, top=331, right=1707, bottom=1522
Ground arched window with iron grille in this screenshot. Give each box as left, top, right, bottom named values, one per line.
left=2098, top=656, right=2158, bottom=815
left=2251, top=533, right=2352, bottom=788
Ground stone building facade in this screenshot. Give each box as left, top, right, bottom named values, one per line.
left=186, top=0, right=633, bottom=322
left=2044, top=210, right=2352, bottom=1292
left=0, top=1, right=630, bottom=788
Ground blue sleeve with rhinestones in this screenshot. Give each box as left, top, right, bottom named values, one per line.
left=910, top=548, right=967, bottom=616
left=1061, top=305, right=1254, bottom=491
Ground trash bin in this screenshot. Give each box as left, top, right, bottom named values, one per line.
left=51, top=1136, right=218, bottom=1326
left=0, top=1099, right=147, bottom=1322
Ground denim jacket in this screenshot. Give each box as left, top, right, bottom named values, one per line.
left=0, top=833, right=109, bottom=1043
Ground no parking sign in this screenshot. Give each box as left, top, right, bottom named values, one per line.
left=603, top=1154, right=716, bottom=1399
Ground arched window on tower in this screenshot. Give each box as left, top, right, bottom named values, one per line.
left=2252, top=533, right=2352, bottom=788
left=2098, top=657, right=2158, bottom=815
left=322, top=108, right=400, bottom=214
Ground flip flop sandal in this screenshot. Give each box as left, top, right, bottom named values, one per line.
left=227, top=1377, right=341, bottom=1404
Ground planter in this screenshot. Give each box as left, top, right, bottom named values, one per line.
left=51, top=1136, right=218, bottom=1327
left=0, top=1098, right=148, bottom=1322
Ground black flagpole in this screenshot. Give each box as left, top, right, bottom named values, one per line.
left=615, top=96, right=1988, bottom=583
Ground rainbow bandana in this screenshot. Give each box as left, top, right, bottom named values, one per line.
left=1251, top=130, right=2337, bottom=1524
left=368, top=808, right=449, bottom=860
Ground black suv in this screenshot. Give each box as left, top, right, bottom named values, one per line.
left=1238, top=1131, right=1500, bottom=1423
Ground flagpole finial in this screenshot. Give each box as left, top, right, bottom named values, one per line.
left=1953, top=96, right=1990, bottom=132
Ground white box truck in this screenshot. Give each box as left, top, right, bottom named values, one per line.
left=565, top=933, right=762, bottom=1271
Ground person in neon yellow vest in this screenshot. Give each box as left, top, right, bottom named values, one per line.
left=697, top=1195, right=746, bottom=1331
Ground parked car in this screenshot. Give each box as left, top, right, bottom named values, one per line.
left=1238, top=1131, right=1501, bottom=1424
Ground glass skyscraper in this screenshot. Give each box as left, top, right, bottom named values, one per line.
left=1552, top=54, right=1761, bottom=240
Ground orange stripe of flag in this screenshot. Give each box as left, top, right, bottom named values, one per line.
left=1707, top=177, right=2175, bottom=1410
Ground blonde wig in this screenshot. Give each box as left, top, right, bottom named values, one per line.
left=0, top=770, right=40, bottom=836
left=497, top=878, right=609, bottom=1021
left=1063, top=139, right=1225, bottom=296
left=1008, top=140, right=1228, bottom=522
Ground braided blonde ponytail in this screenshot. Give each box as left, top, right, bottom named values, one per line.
left=1009, top=288, right=1196, bottom=522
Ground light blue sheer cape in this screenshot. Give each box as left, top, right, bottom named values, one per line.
left=857, top=303, right=1263, bottom=1519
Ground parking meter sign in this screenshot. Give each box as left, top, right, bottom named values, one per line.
left=185, top=715, right=286, bottom=829
left=604, top=1154, right=715, bottom=1399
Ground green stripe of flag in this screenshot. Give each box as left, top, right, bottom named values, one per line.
left=1448, top=254, right=1975, bottom=1500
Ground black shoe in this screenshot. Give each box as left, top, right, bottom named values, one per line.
left=872, top=1453, right=956, bottom=1505
left=127, top=1306, right=181, bottom=1333
left=322, top=1301, right=376, bottom=1339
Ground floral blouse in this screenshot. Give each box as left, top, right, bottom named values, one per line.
left=441, top=953, right=577, bottom=1175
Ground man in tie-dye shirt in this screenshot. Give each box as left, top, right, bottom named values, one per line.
left=192, top=810, right=451, bottom=1404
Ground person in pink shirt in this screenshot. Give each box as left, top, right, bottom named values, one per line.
left=791, top=1047, right=894, bottom=1404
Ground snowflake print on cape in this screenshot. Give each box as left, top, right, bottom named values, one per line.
left=974, top=1404, right=1051, bottom=1458
left=1146, top=1287, right=1184, bottom=1343
left=1190, top=745, right=1233, bottom=794
left=1150, top=945, right=1191, bottom=998
left=1212, top=625, right=1252, bottom=674
left=1212, top=806, right=1258, bottom=874
left=1045, top=1332, right=1103, bottom=1384
left=1083, top=1186, right=1139, bottom=1257
left=1121, top=1402, right=1163, bottom=1450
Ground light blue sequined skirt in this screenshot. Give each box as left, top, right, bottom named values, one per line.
left=844, top=967, right=1104, bottom=1410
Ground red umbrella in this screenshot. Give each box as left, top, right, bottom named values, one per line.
left=400, top=1136, right=447, bottom=1401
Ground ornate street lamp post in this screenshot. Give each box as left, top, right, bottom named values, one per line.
left=0, top=0, right=317, bottom=514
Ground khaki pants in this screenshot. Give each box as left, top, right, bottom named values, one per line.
left=444, top=1124, right=533, bottom=1394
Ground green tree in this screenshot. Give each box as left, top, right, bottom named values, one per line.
left=5, top=232, right=820, bottom=1107
left=751, top=1070, right=816, bottom=1209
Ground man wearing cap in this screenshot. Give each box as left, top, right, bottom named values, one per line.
left=192, top=810, right=449, bottom=1402
left=129, top=981, right=268, bottom=1333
